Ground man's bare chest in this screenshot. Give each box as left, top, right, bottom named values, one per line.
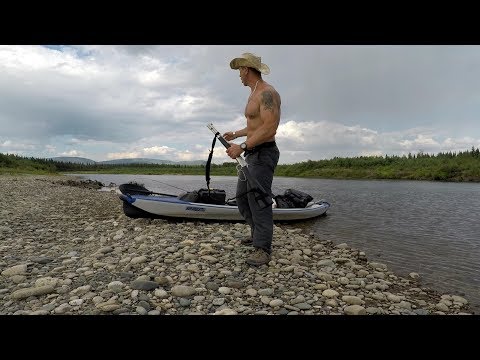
left=244, top=99, right=260, bottom=119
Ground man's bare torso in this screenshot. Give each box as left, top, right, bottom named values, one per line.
left=244, top=81, right=281, bottom=143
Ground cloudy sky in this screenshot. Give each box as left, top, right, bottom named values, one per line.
left=1, top=45, right=479, bottom=164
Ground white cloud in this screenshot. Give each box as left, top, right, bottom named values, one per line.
left=176, top=151, right=195, bottom=161
left=277, top=120, right=380, bottom=147
left=0, top=45, right=102, bottom=78
left=398, top=135, right=439, bottom=150
left=106, top=151, right=142, bottom=159
left=143, top=146, right=173, bottom=156
left=442, top=137, right=479, bottom=150
left=276, top=121, right=306, bottom=141
left=0, top=140, right=35, bottom=151
left=360, top=150, right=384, bottom=157
left=60, top=150, right=83, bottom=156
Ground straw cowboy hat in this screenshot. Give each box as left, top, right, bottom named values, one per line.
left=230, top=52, right=270, bottom=75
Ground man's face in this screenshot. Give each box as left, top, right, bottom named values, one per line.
left=238, top=66, right=247, bottom=86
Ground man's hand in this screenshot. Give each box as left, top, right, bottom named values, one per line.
left=226, top=143, right=243, bottom=159
left=223, top=131, right=236, bottom=141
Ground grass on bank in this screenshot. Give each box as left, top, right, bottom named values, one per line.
left=1, top=148, right=480, bottom=182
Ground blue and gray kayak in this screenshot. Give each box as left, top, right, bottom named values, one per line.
left=118, top=183, right=330, bottom=222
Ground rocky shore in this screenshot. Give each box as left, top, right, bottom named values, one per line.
left=0, top=175, right=473, bottom=315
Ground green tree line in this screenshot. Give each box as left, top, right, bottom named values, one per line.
left=1, top=147, right=480, bottom=182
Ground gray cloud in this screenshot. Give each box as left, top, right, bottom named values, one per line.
left=1, top=45, right=479, bottom=163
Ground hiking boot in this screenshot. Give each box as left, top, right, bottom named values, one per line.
left=246, top=248, right=271, bottom=266
left=241, top=237, right=253, bottom=246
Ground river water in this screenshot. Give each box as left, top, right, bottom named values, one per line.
left=71, top=173, right=480, bottom=313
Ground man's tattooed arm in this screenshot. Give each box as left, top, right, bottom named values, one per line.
left=261, top=90, right=274, bottom=111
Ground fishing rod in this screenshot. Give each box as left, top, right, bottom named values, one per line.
left=138, top=176, right=189, bottom=193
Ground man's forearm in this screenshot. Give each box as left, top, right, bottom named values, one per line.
left=234, top=127, right=247, bottom=138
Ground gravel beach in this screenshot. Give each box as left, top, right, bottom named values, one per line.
left=0, top=175, right=473, bottom=315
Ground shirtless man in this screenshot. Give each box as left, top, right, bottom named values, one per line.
left=223, top=52, right=281, bottom=266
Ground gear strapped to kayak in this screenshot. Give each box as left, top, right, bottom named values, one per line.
left=274, top=189, right=313, bottom=209
left=175, top=132, right=227, bottom=205
left=176, top=123, right=256, bottom=206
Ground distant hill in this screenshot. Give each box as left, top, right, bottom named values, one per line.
left=49, top=157, right=96, bottom=164
left=48, top=156, right=206, bottom=166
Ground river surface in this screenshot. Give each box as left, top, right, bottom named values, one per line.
left=71, top=173, right=480, bottom=313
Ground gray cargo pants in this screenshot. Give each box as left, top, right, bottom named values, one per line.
left=236, top=145, right=280, bottom=254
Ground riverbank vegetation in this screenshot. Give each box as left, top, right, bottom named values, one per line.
left=0, top=153, right=58, bottom=175
left=2, top=148, right=480, bottom=182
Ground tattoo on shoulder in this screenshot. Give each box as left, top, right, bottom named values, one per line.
left=261, top=91, right=274, bottom=111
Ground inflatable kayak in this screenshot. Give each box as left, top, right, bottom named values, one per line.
left=118, top=184, right=330, bottom=222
